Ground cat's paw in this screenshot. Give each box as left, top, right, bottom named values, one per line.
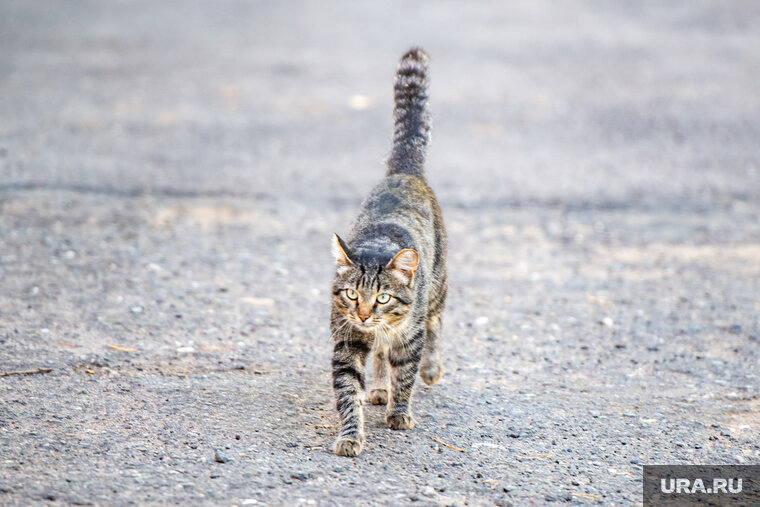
left=369, top=388, right=388, bottom=405
left=333, top=437, right=364, bottom=457
left=386, top=413, right=415, bottom=430
left=419, top=359, right=443, bottom=385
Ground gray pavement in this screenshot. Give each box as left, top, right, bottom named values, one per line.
left=1, top=1, right=759, bottom=505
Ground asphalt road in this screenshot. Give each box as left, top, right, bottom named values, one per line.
left=1, top=1, right=759, bottom=505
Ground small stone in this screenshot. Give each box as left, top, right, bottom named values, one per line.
left=348, top=94, right=372, bottom=111
left=475, top=316, right=489, bottom=326
left=291, top=472, right=308, bottom=481
left=239, top=297, right=275, bottom=307
left=730, top=324, right=741, bottom=334
left=177, top=346, right=195, bottom=354
left=333, top=467, right=344, bottom=473
left=421, top=486, right=436, bottom=497
left=214, top=448, right=230, bottom=463
left=721, top=430, right=731, bottom=437
left=674, top=442, right=685, bottom=448
left=601, top=317, right=614, bottom=327
left=210, top=473, right=221, bottom=479
left=130, top=306, right=143, bottom=314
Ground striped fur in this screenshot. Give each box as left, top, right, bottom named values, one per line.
left=387, top=48, right=431, bottom=177
left=330, top=48, right=447, bottom=457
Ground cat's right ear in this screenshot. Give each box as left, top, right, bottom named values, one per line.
left=332, top=234, right=355, bottom=268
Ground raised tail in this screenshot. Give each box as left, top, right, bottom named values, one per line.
left=386, top=48, right=431, bottom=177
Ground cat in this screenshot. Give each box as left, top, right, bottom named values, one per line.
left=330, top=48, right=447, bottom=457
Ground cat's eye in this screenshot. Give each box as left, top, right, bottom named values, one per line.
left=376, top=293, right=391, bottom=304
left=345, top=289, right=358, bottom=300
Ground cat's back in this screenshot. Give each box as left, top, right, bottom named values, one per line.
left=359, top=174, right=438, bottom=225
left=349, top=173, right=444, bottom=269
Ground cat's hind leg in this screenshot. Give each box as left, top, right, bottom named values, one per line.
left=369, top=340, right=390, bottom=405
left=419, top=308, right=444, bottom=386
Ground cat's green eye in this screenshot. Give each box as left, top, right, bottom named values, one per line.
left=376, top=293, right=391, bottom=304
left=345, top=289, right=358, bottom=301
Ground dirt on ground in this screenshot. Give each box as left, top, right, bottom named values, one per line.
left=1, top=1, right=759, bottom=505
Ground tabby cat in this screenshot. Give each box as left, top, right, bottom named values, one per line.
left=330, top=48, right=447, bottom=457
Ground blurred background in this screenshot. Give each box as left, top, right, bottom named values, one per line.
left=2, top=0, right=758, bottom=207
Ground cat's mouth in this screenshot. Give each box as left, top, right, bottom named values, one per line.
left=351, top=318, right=377, bottom=331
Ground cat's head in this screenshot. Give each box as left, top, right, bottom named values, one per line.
left=331, top=233, right=418, bottom=333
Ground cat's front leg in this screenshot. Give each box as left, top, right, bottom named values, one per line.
left=386, top=326, right=424, bottom=430
left=369, top=340, right=390, bottom=405
left=332, top=330, right=371, bottom=457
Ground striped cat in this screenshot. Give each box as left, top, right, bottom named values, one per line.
left=330, top=48, right=447, bottom=457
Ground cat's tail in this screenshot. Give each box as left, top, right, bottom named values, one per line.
left=386, top=47, right=431, bottom=178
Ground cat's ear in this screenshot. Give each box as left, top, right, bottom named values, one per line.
left=387, top=248, right=418, bottom=283
left=332, top=234, right=355, bottom=268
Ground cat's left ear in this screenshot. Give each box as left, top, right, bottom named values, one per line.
left=387, top=248, right=418, bottom=283
left=332, top=233, right=355, bottom=268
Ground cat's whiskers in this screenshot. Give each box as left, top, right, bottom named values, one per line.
left=331, top=317, right=354, bottom=348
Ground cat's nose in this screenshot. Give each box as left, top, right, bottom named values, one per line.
left=358, top=314, right=369, bottom=322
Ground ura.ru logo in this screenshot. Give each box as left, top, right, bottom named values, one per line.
left=661, top=477, right=742, bottom=494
